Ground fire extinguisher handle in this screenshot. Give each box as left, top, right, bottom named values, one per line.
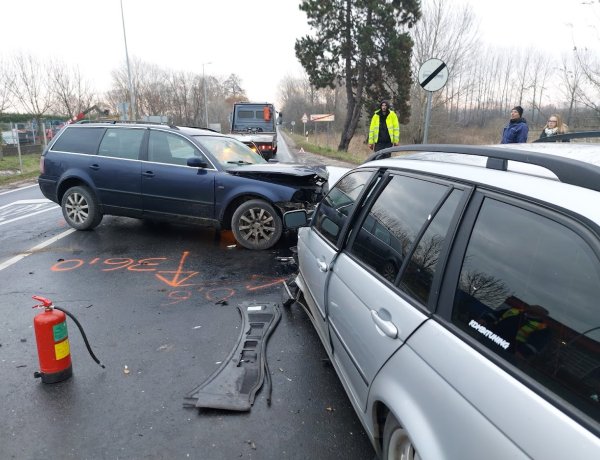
left=32, top=295, right=53, bottom=308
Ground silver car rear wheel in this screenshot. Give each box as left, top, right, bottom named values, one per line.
left=383, top=414, right=420, bottom=460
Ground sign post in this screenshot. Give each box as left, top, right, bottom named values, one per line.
left=418, top=58, right=449, bottom=143
left=301, top=113, right=308, bottom=140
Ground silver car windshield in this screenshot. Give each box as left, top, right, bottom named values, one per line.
left=192, top=136, right=267, bottom=168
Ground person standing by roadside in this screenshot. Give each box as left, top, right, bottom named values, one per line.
left=368, top=100, right=400, bottom=152
left=501, top=106, right=529, bottom=144
left=539, top=114, right=569, bottom=141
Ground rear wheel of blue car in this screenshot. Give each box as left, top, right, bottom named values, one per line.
left=231, top=199, right=282, bottom=250
left=382, top=414, right=420, bottom=460
left=61, top=185, right=103, bottom=230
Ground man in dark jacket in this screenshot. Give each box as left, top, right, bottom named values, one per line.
left=501, top=106, right=529, bottom=144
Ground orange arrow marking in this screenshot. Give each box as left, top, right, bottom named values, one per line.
left=155, top=251, right=199, bottom=287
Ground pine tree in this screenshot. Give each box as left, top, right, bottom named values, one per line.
left=295, top=0, right=420, bottom=151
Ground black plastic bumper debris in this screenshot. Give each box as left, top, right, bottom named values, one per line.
left=183, top=301, right=281, bottom=412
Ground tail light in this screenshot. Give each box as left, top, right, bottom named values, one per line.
left=39, top=155, right=45, bottom=174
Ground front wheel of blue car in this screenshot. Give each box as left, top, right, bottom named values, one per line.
left=231, top=199, right=282, bottom=250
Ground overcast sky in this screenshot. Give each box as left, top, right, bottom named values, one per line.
left=1, top=0, right=597, bottom=107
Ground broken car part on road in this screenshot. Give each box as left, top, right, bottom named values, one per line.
left=184, top=301, right=281, bottom=412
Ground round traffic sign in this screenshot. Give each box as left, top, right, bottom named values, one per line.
left=418, top=58, right=449, bottom=92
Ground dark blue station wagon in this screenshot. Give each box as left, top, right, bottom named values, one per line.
left=38, top=123, right=328, bottom=250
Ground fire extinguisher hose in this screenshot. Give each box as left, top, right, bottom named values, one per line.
left=54, top=306, right=105, bottom=369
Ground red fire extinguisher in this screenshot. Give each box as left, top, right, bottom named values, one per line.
left=32, top=295, right=105, bottom=383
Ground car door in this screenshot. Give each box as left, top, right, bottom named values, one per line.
left=142, top=130, right=217, bottom=220
left=326, top=172, right=468, bottom=410
left=424, top=191, right=600, bottom=458
left=297, top=170, right=375, bottom=351
left=90, top=127, right=145, bottom=214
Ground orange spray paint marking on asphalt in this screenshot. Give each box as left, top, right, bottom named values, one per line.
left=245, top=274, right=287, bottom=291
left=128, top=258, right=167, bottom=271
left=51, top=259, right=84, bottom=272
left=155, top=251, right=199, bottom=287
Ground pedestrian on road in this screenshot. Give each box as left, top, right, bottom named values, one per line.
left=368, top=100, right=400, bottom=152
left=501, top=106, right=529, bottom=144
left=539, top=114, right=569, bottom=141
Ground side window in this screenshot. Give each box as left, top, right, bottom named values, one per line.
left=148, top=131, right=197, bottom=166
left=98, top=128, right=144, bottom=160
left=399, top=189, right=463, bottom=304
left=350, top=174, right=448, bottom=283
left=452, top=198, right=600, bottom=422
left=51, top=127, right=105, bottom=154
left=313, top=170, right=373, bottom=246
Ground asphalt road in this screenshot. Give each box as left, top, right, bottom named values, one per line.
left=0, top=137, right=373, bottom=459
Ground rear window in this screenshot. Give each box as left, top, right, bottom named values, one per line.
left=51, top=127, right=105, bottom=155
left=452, top=198, right=600, bottom=422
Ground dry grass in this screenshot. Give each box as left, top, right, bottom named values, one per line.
left=0, top=153, right=40, bottom=186
left=287, top=120, right=506, bottom=163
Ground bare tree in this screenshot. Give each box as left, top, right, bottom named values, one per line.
left=48, top=61, right=95, bottom=117
left=0, top=57, right=13, bottom=114
left=9, top=53, right=53, bottom=120
left=573, top=48, right=600, bottom=115
left=559, top=52, right=584, bottom=125
left=528, top=51, right=552, bottom=126
left=571, top=1, right=600, bottom=116
left=408, top=0, right=479, bottom=140
left=460, top=270, right=512, bottom=308
left=223, top=74, right=246, bottom=103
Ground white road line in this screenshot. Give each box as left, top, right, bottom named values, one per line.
left=0, top=199, right=52, bottom=209
left=0, top=199, right=58, bottom=227
left=0, top=228, right=76, bottom=271
left=0, top=206, right=59, bottom=227
left=0, top=184, right=38, bottom=196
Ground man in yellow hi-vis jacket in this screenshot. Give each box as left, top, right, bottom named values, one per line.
left=368, top=100, right=400, bottom=152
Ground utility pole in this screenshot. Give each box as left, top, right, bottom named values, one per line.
left=202, top=62, right=212, bottom=127
left=120, top=0, right=135, bottom=121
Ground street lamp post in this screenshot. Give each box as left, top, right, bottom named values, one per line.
left=202, top=62, right=212, bottom=127
left=120, top=0, right=135, bottom=121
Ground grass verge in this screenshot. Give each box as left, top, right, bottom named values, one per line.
left=288, top=133, right=365, bottom=165
left=0, top=153, right=41, bottom=186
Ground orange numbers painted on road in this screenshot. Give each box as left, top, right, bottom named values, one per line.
left=49, top=252, right=286, bottom=306
left=101, top=258, right=134, bottom=271
left=51, top=259, right=85, bottom=272
left=203, top=287, right=236, bottom=302
left=166, top=290, right=192, bottom=305
left=128, top=258, right=167, bottom=272
left=51, top=257, right=167, bottom=273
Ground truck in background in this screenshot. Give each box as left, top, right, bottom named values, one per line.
left=229, top=102, right=277, bottom=160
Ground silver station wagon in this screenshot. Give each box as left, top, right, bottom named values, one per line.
left=284, top=143, right=600, bottom=459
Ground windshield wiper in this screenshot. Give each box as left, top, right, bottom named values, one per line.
left=227, top=160, right=253, bottom=165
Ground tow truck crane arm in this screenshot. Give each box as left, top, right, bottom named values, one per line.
left=68, top=105, right=110, bottom=124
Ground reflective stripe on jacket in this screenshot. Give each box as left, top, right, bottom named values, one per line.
left=369, top=110, right=400, bottom=144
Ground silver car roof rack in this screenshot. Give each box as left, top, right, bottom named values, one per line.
left=364, top=144, right=600, bottom=193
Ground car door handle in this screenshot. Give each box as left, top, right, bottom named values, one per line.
left=142, top=171, right=155, bottom=177
left=370, top=310, right=398, bottom=339
left=317, top=259, right=328, bottom=272
left=89, top=164, right=100, bottom=171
